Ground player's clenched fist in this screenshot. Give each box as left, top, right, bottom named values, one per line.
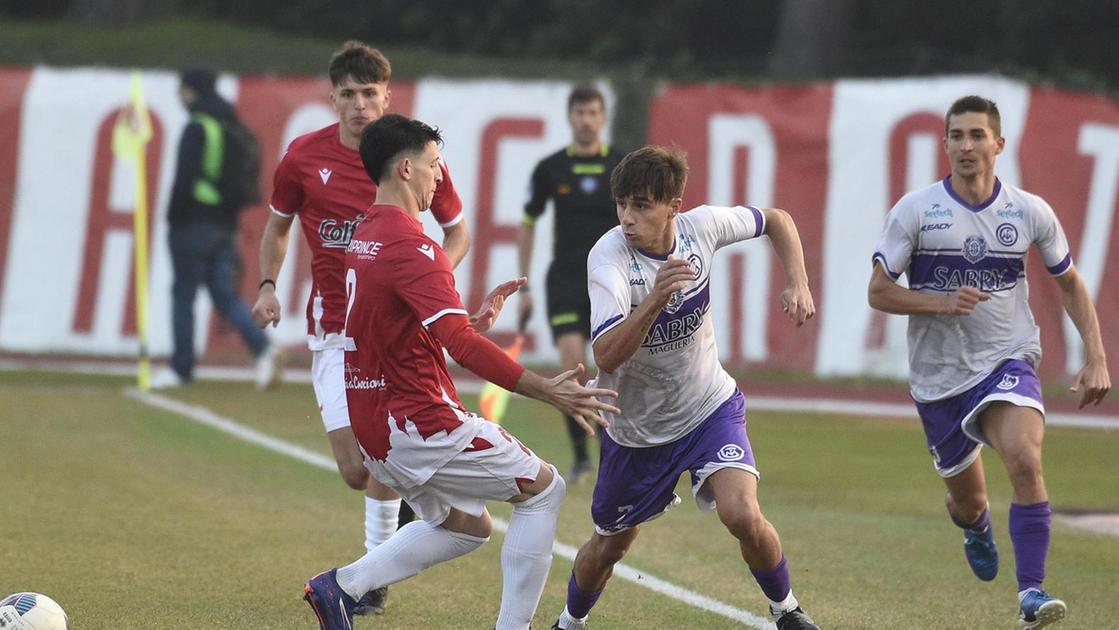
left=942, top=285, right=990, bottom=316
left=652, top=258, right=694, bottom=304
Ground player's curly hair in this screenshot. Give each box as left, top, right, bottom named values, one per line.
left=945, top=95, right=1001, bottom=138
left=611, top=145, right=688, bottom=203
left=328, top=40, right=391, bottom=87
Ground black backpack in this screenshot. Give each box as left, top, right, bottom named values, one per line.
left=216, top=118, right=261, bottom=212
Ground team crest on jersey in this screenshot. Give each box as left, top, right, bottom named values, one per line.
left=996, top=222, right=1018, bottom=246
left=687, top=253, right=703, bottom=279
left=996, top=374, right=1020, bottom=391
left=580, top=175, right=598, bottom=194
left=319, top=217, right=362, bottom=249
left=663, top=289, right=684, bottom=314
left=718, top=444, right=745, bottom=461
left=962, top=234, right=988, bottom=263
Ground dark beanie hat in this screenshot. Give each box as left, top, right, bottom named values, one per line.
left=180, top=65, right=217, bottom=95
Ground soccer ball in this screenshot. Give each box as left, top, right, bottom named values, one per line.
left=0, top=593, right=69, bottom=630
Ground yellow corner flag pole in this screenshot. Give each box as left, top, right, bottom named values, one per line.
left=112, top=72, right=154, bottom=391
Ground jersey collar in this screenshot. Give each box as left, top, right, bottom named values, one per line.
left=942, top=175, right=1002, bottom=212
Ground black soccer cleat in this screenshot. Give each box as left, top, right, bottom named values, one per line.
left=354, top=586, right=388, bottom=616
left=776, top=607, right=820, bottom=630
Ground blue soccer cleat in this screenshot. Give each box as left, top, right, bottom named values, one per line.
left=963, top=525, right=999, bottom=581
left=1019, top=589, right=1067, bottom=629
left=303, top=568, right=357, bottom=630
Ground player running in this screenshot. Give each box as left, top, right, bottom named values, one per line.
left=551, top=146, right=820, bottom=630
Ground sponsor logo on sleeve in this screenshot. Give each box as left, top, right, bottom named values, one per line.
left=416, top=243, right=436, bottom=260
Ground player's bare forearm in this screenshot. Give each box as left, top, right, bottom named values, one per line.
left=761, top=208, right=816, bottom=325
left=1055, top=266, right=1107, bottom=363
left=594, top=258, right=693, bottom=372
left=761, top=208, right=809, bottom=286
left=441, top=221, right=470, bottom=269
left=592, top=297, right=663, bottom=373
left=517, top=221, right=535, bottom=279
left=867, top=264, right=988, bottom=316
left=259, top=212, right=294, bottom=285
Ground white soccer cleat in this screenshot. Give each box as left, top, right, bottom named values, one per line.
left=150, top=368, right=186, bottom=389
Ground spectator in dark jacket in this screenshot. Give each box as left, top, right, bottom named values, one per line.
left=152, top=65, right=279, bottom=389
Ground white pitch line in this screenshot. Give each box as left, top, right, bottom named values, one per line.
left=122, top=387, right=774, bottom=629
left=8, top=358, right=1117, bottom=430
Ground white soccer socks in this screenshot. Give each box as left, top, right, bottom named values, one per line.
left=496, top=466, right=567, bottom=630
left=336, top=519, right=488, bottom=599
left=364, top=497, right=401, bottom=552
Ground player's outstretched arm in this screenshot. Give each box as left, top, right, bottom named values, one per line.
left=252, top=212, right=295, bottom=328
left=867, top=264, right=989, bottom=316
left=1053, top=266, right=1111, bottom=407
left=592, top=258, right=695, bottom=373
left=514, top=364, right=619, bottom=435
left=760, top=207, right=816, bottom=326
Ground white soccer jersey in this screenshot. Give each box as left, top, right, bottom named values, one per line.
left=588, top=204, right=766, bottom=447
left=873, top=177, right=1072, bottom=402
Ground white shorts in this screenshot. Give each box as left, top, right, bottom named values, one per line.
left=311, top=347, right=350, bottom=433
left=368, top=419, right=542, bottom=527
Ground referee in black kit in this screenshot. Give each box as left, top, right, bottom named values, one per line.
left=517, top=84, right=626, bottom=483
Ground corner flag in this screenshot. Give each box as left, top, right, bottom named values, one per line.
left=111, top=72, right=154, bottom=391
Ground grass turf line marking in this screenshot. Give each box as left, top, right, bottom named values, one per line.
left=123, top=387, right=775, bottom=629
left=6, top=357, right=1115, bottom=430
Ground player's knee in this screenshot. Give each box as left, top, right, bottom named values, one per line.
left=514, top=465, right=566, bottom=515
left=589, top=534, right=631, bottom=566
left=946, top=491, right=987, bottom=520
left=720, top=506, right=767, bottom=544
left=1003, top=451, right=1043, bottom=484
left=338, top=463, right=369, bottom=490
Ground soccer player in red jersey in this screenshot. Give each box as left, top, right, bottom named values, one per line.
left=250, top=41, right=469, bottom=615
left=301, top=113, right=619, bottom=630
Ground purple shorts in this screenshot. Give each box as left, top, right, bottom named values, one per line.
left=590, top=390, right=758, bottom=535
left=914, top=359, right=1045, bottom=478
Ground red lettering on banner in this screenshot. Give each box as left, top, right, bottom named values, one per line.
left=0, top=69, right=31, bottom=311
left=71, top=109, right=163, bottom=335
left=468, top=117, right=544, bottom=350
left=726, top=147, right=750, bottom=363
left=649, top=84, right=832, bottom=371
left=1019, top=90, right=1119, bottom=378
left=865, top=113, right=948, bottom=350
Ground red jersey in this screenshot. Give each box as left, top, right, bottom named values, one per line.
left=344, top=204, right=522, bottom=486
left=270, top=122, right=463, bottom=349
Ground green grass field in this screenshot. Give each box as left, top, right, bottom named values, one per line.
left=2, top=370, right=1117, bottom=629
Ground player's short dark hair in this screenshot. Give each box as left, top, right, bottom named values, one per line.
left=329, top=40, right=391, bottom=87
left=568, top=84, right=605, bottom=112
left=611, top=145, right=688, bottom=203
left=359, top=114, right=443, bottom=185
left=945, top=95, right=1002, bottom=137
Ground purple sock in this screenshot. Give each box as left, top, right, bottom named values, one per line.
left=750, top=555, right=792, bottom=603
left=951, top=505, right=991, bottom=532
left=1009, top=501, right=1051, bottom=592
left=566, top=572, right=604, bottom=619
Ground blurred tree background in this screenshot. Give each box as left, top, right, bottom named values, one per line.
left=2, top=0, right=1116, bottom=90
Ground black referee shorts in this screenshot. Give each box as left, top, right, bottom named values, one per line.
left=545, top=263, right=591, bottom=342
